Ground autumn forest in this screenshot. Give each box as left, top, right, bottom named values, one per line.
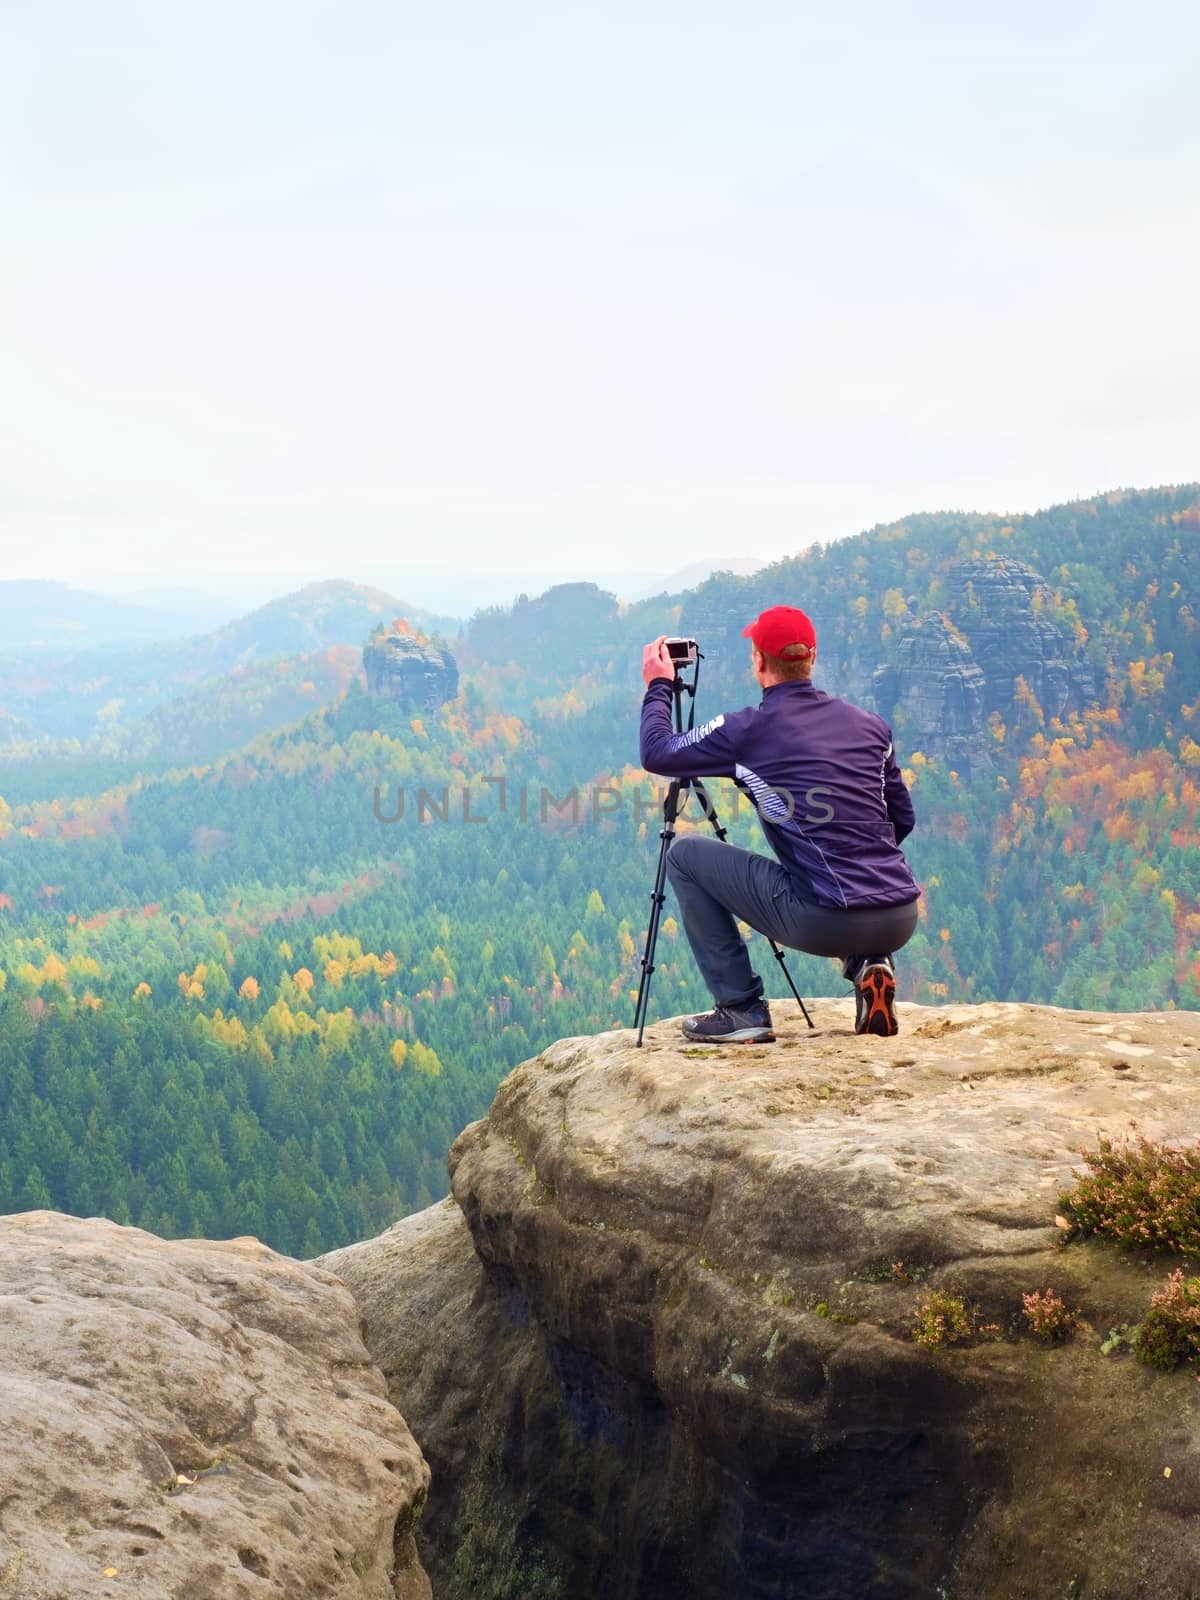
left=1, top=484, right=1198, bottom=1252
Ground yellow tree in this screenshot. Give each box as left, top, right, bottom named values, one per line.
left=410, top=1041, right=442, bottom=1078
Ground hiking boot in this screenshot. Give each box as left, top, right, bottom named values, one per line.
left=681, top=999, right=775, bottom=1044
left=853, top=958, right=898, bottom=1037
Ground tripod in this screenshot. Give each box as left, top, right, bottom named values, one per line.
left=633, top=650, right=814, bottom=1047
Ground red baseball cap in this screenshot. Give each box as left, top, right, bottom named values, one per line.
left=742, top=605, right=817, bottom=658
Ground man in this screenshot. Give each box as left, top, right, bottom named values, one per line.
left=639, top=605, right=921, bottom=1042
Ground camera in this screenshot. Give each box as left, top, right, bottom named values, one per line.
left=665, top=637, right=698, bottom=666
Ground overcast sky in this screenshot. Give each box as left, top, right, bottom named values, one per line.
left=1, top=0, right=1197, bottom=607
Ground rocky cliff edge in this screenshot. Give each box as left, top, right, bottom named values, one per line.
left=0, top=1214, right=431, bottom=1600
left=325, top=999, right=1200, bottom=1600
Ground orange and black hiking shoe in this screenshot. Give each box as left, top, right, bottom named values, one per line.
left=854, top=960, right=898, bottom=1036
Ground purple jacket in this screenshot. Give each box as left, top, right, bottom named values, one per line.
left=640, top=677, right=920, bottom=910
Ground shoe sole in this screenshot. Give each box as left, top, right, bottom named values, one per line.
left=856, top=967, right=898, bottom=1037
left=681, top=1027, right=776, bottom=1044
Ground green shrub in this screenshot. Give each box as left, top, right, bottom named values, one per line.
left=1021, top=1287, right=1078, bottom=1342
left=912, top=1289, right=971, bottom=1351
left=1135, top=1269, right=1200, bottom=1370
left=1099, top=1323, right=1136, bottom=1357
left=1058, top=1135, right=1200, bottom=1255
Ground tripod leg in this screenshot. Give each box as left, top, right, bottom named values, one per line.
left=769, top=941, right=815, bottom=1029
left=633, top=779, right=684, bottom=1047
left=689, top=777, right=816, bottom=1031
left=687, top=777, right=728, bottom=843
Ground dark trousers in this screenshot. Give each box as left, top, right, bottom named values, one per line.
left=665, top=833, right=920, bottom=1008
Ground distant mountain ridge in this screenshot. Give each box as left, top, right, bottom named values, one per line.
left=89, top=645, right=365, bottom=767
left=606, top=555, right=767, bottom=602
left=0, top=579, right=455, bottom=754
left=7, top=490, right=1197, bottom=776
left=192, top=580, right=457, bottom=671
left=0, top=579, right=209, bottom=654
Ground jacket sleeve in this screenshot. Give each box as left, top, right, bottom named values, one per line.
left=639, top=679, right=740, bottom=777
left=883, top=739, right=916, bottom=844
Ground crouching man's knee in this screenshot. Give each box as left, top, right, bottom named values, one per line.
left=665, top=833, right=701, bottom=883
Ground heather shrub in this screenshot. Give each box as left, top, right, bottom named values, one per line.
left=1021, top=1287, right=1078, bottom=1342
left=912, top=1289, right=971, bottom=1350
left=1135, top=1269, right=1200, bottom=1370
left=1058, top=1135, right=1200, bottom=1255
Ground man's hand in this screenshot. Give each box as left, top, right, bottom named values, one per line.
left=642, top=636, right=675, bottom=688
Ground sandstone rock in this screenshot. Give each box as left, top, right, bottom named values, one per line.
left=945, top=555, right=1099, bottom=726
left=870, top=557, right=1102, bottom=764
left=0, top=1212, right=431, bottom=1600
left=363, top=623, right=458, bottom=714
left=328, top=1001, right=1200, bottom=1600
left=681, top=554, right=1099, bottom=763
left=871, top=614, right=989, bottom=770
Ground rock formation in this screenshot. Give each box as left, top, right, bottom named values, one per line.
left=0, top=1212, right=431, bottom=1600
left=867, top=557, right=1102, bottom=764
left=325, top=1000, right=1200, bottom=1600
left=682, top=555, right=1100, bottom=765
left=871, top=614, right=989, bottom=769
left=944, top=556, right=1100, bottom=725
left=363, top=622, right=458, bottom=714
